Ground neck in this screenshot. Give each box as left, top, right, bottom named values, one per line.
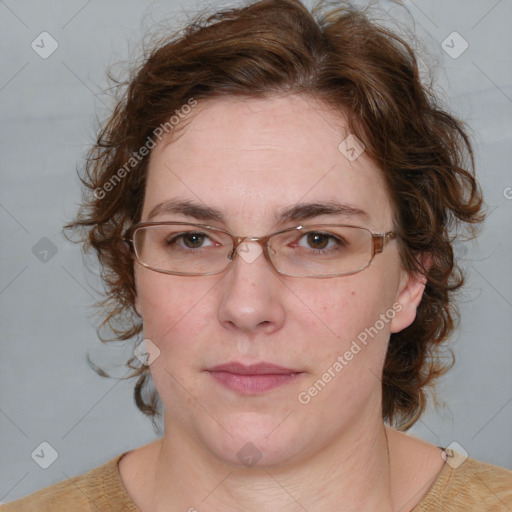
left=152, top=415, right=395, bottom=512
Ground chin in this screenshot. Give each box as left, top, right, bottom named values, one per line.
left=199, top=411, right=303, bottom=468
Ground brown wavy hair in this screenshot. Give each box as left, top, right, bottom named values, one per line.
left=64, top=0, right=484, bottom=431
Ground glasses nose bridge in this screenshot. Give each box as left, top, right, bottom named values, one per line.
left=229, top=234, right=273, bottom=265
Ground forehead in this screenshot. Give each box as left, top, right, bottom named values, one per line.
left=143, top=94, right=393, bottom=231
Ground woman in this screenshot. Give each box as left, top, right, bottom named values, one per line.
left=3, top=0, right=511, bottom=510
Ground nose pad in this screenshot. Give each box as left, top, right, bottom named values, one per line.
left=236, top=241, right=264, bottom=265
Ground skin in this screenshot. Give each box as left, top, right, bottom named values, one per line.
left=119, top=94, right=445, bottom=511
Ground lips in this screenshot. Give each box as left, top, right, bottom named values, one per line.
left=207, top=362, right=303, bottom=394
left=207, top=362, right=300, bottom=375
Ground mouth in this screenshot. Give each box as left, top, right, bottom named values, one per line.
left=206, top=362, right=303, bottom=394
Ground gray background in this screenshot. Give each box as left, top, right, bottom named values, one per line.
left=1, top=0, right=511, bottom=504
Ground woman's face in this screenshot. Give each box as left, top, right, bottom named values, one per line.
left=134, top=94, right=424, bottom=466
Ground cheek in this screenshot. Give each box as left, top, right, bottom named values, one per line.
left=298, top=280, right=386, bottom=335
left=135, top=271, right=213, bottom=349
left=294, top=280, right=397, bottom=411
left=295, top=274, right=399, bottom=366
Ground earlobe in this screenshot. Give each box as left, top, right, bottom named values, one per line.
left=390, top=256, right=430, bottom=334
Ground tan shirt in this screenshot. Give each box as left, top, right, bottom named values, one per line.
left=2, top=451, right=511, bottom=511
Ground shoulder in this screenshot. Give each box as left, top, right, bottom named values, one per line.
left=0, top=452, right=137, bottom=512
left=415, top=451, right=512, bottom=512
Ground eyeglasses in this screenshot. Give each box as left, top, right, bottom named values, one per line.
left=123, top=222, right=396, bottom=278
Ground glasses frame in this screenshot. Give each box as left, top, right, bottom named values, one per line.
left=123, top=221, right=396, bottom=278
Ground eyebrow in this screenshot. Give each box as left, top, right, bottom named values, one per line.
left=146, top=198, right=369, bottom=224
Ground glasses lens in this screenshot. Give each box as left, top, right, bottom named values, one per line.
left=270, top=225, right=372, bottom=277
left=133, top=224, right=232, bottom=275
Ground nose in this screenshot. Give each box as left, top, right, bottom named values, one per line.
left=217, top=241, right=286, bottom=335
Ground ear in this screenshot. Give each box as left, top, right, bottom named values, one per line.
left=390, top=254, right=431, bottom=334
left=134, top=292, right=142, bottom=317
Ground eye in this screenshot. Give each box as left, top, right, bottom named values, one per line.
left=297, top=231, right=342, bottom=251
left=166, top=231, right=216, bottom=249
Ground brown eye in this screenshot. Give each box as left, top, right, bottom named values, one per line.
left=165, top=231, right=214, bottom=250
left=306, top=233, right=329, bottom=249
left=182, top=233, right=206, bottom=248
